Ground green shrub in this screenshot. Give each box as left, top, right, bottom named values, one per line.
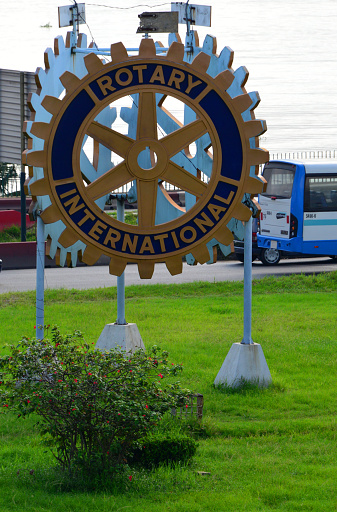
left=107, top=210, right=138, bottom=225
left=0, top=327, right=191, bottom=475
left=0, top=224, right=36, bottom=242
left=129, top=431, right=197, bottom=468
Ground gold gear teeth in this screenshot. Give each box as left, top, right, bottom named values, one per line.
left=248, top=148, right=269, bottom=166
left=41, top=96, right=62, bottom=115
left=232, top=94, right=254, bottom=113
left=246, top=176, right=266, bottom=195
left=40, top=205, right=61, bottom=224
left=109, top=256, right=127, bottom=277
left=60, top=71, right=81, bottom=92
left=244, top=119, right=267, bottom=139
left=29, top=178, right=50, bottom=197
left=84, top=53, right=104, bottom=74
left=231, top=203, right=252, bottom=222
left=110, top=42, right=128, bottom=63
left=58, top=228, right=79, bottom=248
left=80, top=247, right=101, bottom=266
left=165, top=256, right=183, bottom=276
left=166, top=41, right=185, bottom=62
left=25, top=37, right=268, bottom=279
left=212, top=226, right=234, bottom=247
left=214, top=70, right=235, bottom=91
left=138, top=38, right=156, bottom=58
left=30, top=122, right=51, bottom=141
left=25, top=150, right=47, bottom=168
left=138, top=261, right=155, bottom=280
left=191, top=52, right=211, bottom=73
left=191, top=245, right=211, bottom=265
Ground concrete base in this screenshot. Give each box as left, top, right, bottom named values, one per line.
left=214, top=343, right=272, bottom=388
left=95, top=323, right=145, bottom=353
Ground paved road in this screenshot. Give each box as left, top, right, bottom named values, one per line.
left=1, top=257, right=336, bottom=293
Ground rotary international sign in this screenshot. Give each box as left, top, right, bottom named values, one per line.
left=24, top=37, right=268, bottom=278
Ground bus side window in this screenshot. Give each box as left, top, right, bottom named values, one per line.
left=331, top=190, right=337, bottom=207
left=305, top=175, right=337, bottom=211
left=309, top=191, right=327, bottom=209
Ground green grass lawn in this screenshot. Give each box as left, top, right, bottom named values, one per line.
left=0, top=272, right=337, bottom=511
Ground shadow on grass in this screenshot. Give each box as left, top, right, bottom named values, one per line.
left=7, top=416, right=203, bottom=496
left=214, top=379, right=285, bottom=396
left=10, top=459, right=198, bottom=497
left=10, top=464, right=133, bottom=495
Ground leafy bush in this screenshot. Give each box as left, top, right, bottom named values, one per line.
left=107, top=210, right=138, bottom=225
left=0, top=327, right=191, bottom=474
left=0, top=224, right=36, bottom=242
left=129, top=431, right=197, bottom=468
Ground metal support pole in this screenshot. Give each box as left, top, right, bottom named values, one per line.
left=36, top=214, right=45, bottom=340
left=242, top=216, right=253, bottom=345
left=116, top=197, right=126, bottom=325
left=20, top=72, right=26, bottom=242
left=20, top=170, right=26, bottom=241
left=70, top=4, right=78, bottom=50
left=184, top=1, right=193, bottom=54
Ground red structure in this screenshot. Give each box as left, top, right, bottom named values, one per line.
left=0, top=210, right=35, bottom=232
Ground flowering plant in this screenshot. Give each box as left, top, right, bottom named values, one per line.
left=0, top=327, right=190, bottom=472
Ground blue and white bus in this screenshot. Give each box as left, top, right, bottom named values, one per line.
left=257, top=159, right=337, bottom=264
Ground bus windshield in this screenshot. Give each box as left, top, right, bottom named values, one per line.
left=261, top=166, right=295, bottom=198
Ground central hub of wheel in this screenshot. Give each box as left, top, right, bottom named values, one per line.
left=126, top=139, right=168, bottom=181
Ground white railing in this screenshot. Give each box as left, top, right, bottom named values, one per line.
left=0, top=177, right=21, bottom=197
left=2, top=150, right=337, bottom=198
left=270, top=149, right=337, bottom=161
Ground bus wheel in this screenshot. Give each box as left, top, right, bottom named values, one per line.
left=260, top=248, right=281, bottom=265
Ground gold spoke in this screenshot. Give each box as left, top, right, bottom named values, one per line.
left=163, top=162, right=207, bottom=197
left=86, top=162, right=133, bottom=201
left=161, top=119, right=207, bottom=158
left=87, top=121, right=134, bottom=158
left=137, top=92, right=158, bottom=140
left=137, top=179, right=158, bottom=228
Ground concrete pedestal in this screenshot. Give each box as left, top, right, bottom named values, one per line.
left=214, top=343, right=272, bottom=388
left=95, top=323, right=145, bottom=353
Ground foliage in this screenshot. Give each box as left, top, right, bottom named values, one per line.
left=0, top=224, right=36, bottom=242
left=0, top=327, right=191, bottom=473
left=0, top=162, right=18, bottom=196
left=129, top=430, right=197, bottom=468
left=107, top=209, right=138, bottom=225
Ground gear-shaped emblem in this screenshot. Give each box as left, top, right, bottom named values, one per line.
left=24, top=38, right=268, bottom=279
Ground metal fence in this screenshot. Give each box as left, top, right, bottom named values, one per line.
left=270, top=149, right=337, bottom=161
left=1, top=177, right=21, bottom=197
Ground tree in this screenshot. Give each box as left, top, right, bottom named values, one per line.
left=0, top=162, right=18, bottom=196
